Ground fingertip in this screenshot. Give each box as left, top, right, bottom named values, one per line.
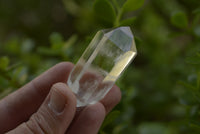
left=67, top=102, right=106, bottom=134
left=112, top=85, right=122, bottom=104
left=100, top=85, right=121, bottom=114
left=84, top=103, right=106, bottom=122
left=51, top=82, right=77, bottom=112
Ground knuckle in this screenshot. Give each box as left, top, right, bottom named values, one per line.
left=26, top=112, right=54, bottom=134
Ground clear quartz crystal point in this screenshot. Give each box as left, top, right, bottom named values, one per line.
left=67, top=26, right=137, bottom=107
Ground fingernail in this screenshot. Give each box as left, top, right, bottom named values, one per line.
left=48, top=87, right=66, bottom=114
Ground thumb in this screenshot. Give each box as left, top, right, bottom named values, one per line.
left=7, top=83, right=76, bottom=134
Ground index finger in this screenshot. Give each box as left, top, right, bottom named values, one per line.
left=0, top=62, right=73, bottom=133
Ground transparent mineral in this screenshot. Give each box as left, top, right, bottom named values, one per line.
left=67, top=26, right=137, bottom=107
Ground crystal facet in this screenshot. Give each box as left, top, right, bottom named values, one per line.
left=67, top=26, right=137, bottom=107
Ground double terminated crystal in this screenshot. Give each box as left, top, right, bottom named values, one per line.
left=67, top=26, right=137, bottom=107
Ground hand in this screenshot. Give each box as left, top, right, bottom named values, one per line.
left=0, top=62, right=121, bottom=134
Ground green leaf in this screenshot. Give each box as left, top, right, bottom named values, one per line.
left=192, top=8, right=200, bottom=28
left=193, top=25, right=200, bottom=37
left=185, top=53, right=200, bottom=65
left=115, top=0, right=127, bottom=7
left=50, top=32, right=64, bottom=50
left=7, top=62, right=22, bottom=71
left=62, top=35, right=77, bottom=57
left=134, top=36, right=142, bottom=46
left=0, top=56, right=10, bottom=71
left=178, top=81, right=197, bottom=91
left=193, top=7, right=200, bottom=14
left=0, top=88, right=13, bottom=99
left=62, top=0, right=80, bottom=16
left=138, top=123, right=168, bottom=134
left=37, top=46, right=59, bottom=56
left=178, top=80, right=200, bottom=105
left=63, top=35, right=77, bottom=50
left=93, top=0, right=116, bottom=24
left=119, top=17, right=136, bottom=26
left=170, top=11, right=188, bottom=29
left=190, top=120, right=200, bottom=130
left=197, top=72, right=200, bottom=90
left=21, top=39, right=34, bottom=53
left=122, top=0, right=145, bottom=13
left=4, top=37, right=21, bottom=54
left=12, top=66, right=28, bottom=86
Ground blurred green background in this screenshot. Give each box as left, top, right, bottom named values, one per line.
left=0, top=0, right=200, bottom=133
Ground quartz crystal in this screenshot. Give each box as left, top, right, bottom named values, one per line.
left=67, top=26, right=137, bottom=107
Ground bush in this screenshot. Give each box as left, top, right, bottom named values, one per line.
left=0, top=0, right=200, bottom=133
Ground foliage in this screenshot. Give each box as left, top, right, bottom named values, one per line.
left=0, top=0, right=200, bottom=133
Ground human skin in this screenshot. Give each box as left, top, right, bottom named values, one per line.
left=0, top=62, right=121, bottom=134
